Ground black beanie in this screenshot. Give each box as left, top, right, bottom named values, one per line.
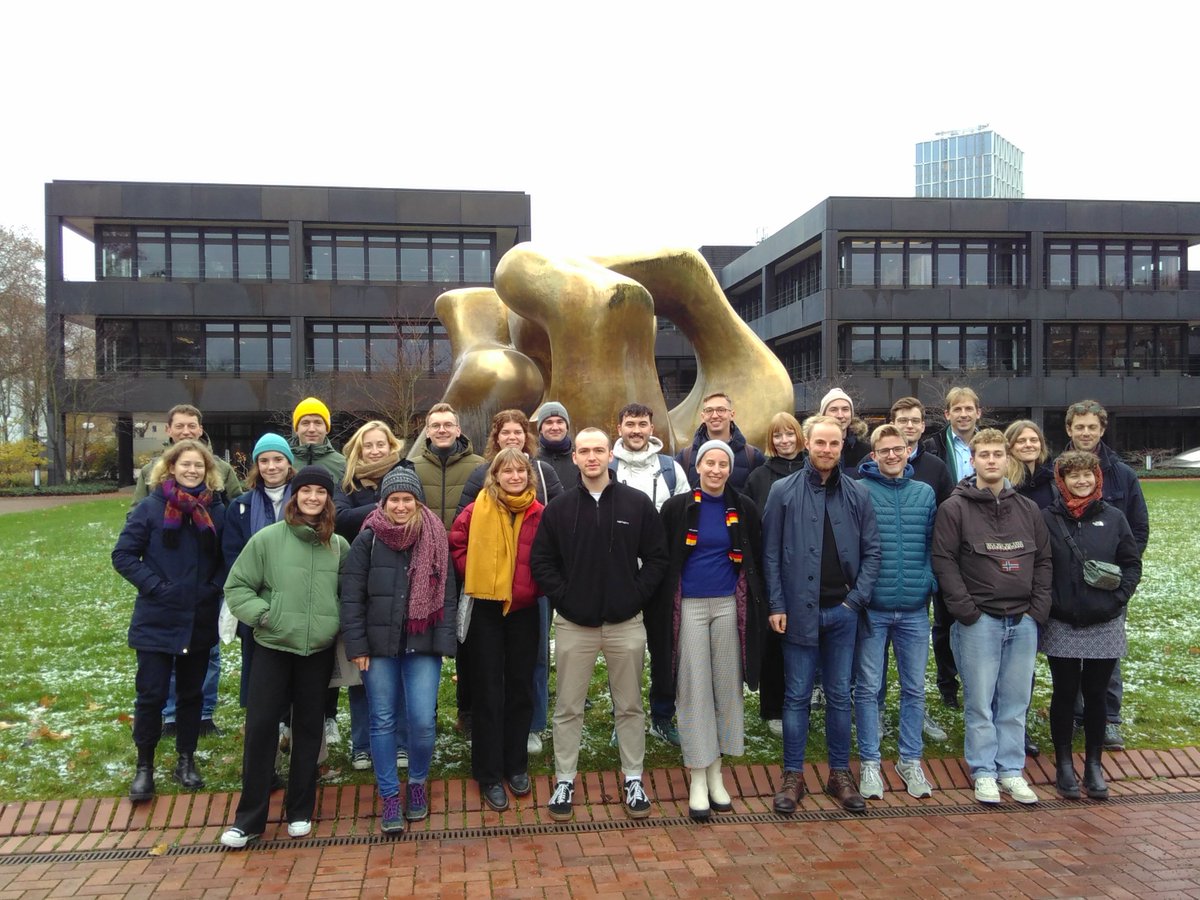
left=291, top=465, right=335, bottom=495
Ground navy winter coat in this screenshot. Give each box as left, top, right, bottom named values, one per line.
left=857, top=461, right=937, bottom=612
left=1015, top=463, right=1055, bottom=510
left=677, top=422, right=765, bottom=492
left=112, top=487, right=226, bottom=655
left=762, top=463, right=882, bottom=646
left=1080, top=442, right=1150, bottom=555
left=908, top=443, right=955, bottom=506
left=1042, top=498, right=1142, bottom=628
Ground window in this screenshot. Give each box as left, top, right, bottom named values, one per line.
left=936, top=242, right=961, bottom=287
left=964, top=242, right=989, bottom=286
left=1047, top=242, right=1072, bottom=287
left=908, top=241, right=932, bottom=286
left=306, top=320, right=450, bottom=375
left=96, top=225, right=290, bottom=281
left=771, top=253, right=822, bottom=311
left=95, top=320, right=290, bottom=375
left=1076, top=242, right=1100, bottom=287
left=304, top=231, right=494, bottom=284
left=1044, top=323, right=1186, bottom=375
left=879, top=241, right=904, bottom=286
left=839, top=323, right=1029, bottom=377
left=771, top=333, right=821, bottom=382
left=1104, top=242, right=1126, bottom=288
left=838, top=237, right=1028, bottom=288
left=1045, top=239, right=1187, bottom=289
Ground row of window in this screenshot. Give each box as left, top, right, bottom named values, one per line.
left=96, top=225, right=496, bottom=285
left=839, top=238, right=1030, bottom=289
left=915, top=177, right=1021, bottom=199
left=1046, top=240, right=1185, bottom=290
left=95, top=319, right=451, bottom=377
left=100, top=226, right=290, bottom=282
left=773, top=333, right=822, bottom=382
left=834, top=322, right=1189, bottom=380
left=306, top=232, right=493, bottom=284
left=730, top=254, right=823, bottom=322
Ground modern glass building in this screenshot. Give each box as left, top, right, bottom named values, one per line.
left=44, top=180, right=531, bottom=484
left=705, top=196, right=1200, bottom=453
left=915, top=128, right=1023, bottom=199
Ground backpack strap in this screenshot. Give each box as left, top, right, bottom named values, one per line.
left=657, top=454, right=677, bottom=493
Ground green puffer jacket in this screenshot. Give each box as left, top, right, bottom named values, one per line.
left=224, top=520, right=350, bottom=656
left=288, top=436, right=348, bottom=483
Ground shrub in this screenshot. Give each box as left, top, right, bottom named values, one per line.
left=0, top=440, right=48, bottom=486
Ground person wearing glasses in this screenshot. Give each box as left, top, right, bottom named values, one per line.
left=675, top=392, right=764, bottom=492
left=412, top=403, right=484, bottom=530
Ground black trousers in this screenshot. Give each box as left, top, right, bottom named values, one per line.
left=464, top=602, right=538, bottom=784
left=757, top=628, right=786, bottom=721
left=134, top=646, right=211, bottom=753
left=930, top=591, right=958, bottom=698
left=644, top=592, right=675, bottom=723
left=234, top=644, right=334, bottom=833
left=1048, top=655, right=1117, bottom=748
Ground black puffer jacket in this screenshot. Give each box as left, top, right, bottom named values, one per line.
left=339, top=526, right=459, bottom=660
left=1042, top=498, right=1142, bottom=627
left=743, top=453, right=806, bottom=513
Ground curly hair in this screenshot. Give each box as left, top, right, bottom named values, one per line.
left=148, top=439, right=224, bottom=492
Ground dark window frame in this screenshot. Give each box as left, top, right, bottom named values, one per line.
left=95, top=225, right=291, bottom=282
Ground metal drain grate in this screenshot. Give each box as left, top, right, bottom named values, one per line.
left=4, top=789, right=1198, bottom=867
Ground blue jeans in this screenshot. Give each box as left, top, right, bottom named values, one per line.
left=347, top=682, right=402, bottom=756
left=530, top=596, right=551, bottom=732
left=854, top=608, right=930, bottom=762
left=781, top=603, right=858, bottom=771
left=163, top=642, right=220, bottom=722
left=951, top=614, right=1037, bottom=780
left=361, top=653, right=441, bottom=797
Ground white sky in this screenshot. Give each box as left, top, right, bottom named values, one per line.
left=5, top=1, right=1199, bottom=261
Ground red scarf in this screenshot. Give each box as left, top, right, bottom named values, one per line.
left=161, top=478, right=215, bottom=535
left=1054, top=465, right=1104, bottom=519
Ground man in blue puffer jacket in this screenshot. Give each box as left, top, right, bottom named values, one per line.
left=853, top=425, right=937, bottom=802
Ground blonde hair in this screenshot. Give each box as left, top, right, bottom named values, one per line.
left=341, top=420, right=404, bottom=490
left=149, top=439, right=224, bottom=492
left=765, top=412, right=804, bottom=458
left=483, top=447, right=538, bottom=500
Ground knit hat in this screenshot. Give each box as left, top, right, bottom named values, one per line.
left=819, top=388, right=854, bottom=416
left=290, top=465, right=335, bottom=495
left=292, top=397, right=332, bottom=432
left=251, top=432, right=294, bottom=466
left=379, top=464, right=425, bottom=505
left=696, top=439, right=734, bottom=468
left=533, top=400, right=571, bottom=430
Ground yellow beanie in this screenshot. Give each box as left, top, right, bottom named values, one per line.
left=292, top=397, right=332, bottom=432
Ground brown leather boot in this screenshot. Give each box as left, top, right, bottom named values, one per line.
left=826, top=769, right=866, bottom=812
left=773, top=769, right=804, bottom=815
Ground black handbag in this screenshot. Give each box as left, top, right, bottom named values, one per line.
left=1055, top=518, right=1122, bottom=591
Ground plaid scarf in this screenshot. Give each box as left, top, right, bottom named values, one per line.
left=685, top=489, right=743, bottom=565
left=364, top=505, right=449, bottom=634
left=161, top=478, right=215, bottom=539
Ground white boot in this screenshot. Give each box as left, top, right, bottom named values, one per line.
left=688, top=768, right=710, bottom=821
left=706, top=759, right=733, bottom=812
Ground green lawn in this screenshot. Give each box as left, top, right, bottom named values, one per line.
left=0, top=482, right=1196, bottom=801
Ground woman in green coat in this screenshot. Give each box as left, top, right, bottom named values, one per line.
left=219, top=467, right=350, bottom=849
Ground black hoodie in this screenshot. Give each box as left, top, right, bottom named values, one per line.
left=530, top=476, right=668, bottom=626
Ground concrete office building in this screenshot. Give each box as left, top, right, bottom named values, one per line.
left=706, top=196, right=1200, bottom=453
left=44, top=180, right=531, bottom=483
left=916, top=127, right=1024, bottom=199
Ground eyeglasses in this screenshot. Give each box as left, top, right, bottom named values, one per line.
left=875, top=446, right=908, bottom=457
left=702, top=406, right=730, bottom=415
left=428, top=422, right=456, bottom=432
left=893, top=417, right=923, bottom=426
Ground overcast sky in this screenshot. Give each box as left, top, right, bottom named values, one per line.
left=6, top=1, right=1198, bottom=261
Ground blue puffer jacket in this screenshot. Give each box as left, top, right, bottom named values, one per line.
left=857, top=461, right=937, bottom=612
left=112, top=487, right=226, bottom=655
left=762, top=462, right=881, bottom=646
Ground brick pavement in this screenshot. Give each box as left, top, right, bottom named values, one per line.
left=2, top=750, right=1199, bottom=897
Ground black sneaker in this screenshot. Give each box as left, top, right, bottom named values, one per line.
left=547, top=780, right=574, bottom=822
left=649, top=717, right=681, bottom=747
left=161, top=721, right=177, bottom=739
left=623, top=778, right=652, bottom=819
left=199, top=719, right=222, bottom=738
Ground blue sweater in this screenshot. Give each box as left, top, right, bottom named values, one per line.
left=857, top=461, right=937, bottom=612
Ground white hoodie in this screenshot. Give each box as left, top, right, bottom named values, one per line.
left=612, top=436, right=691, bottom=511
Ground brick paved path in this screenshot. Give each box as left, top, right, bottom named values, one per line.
left=3, top=750, right=1200, bottom=897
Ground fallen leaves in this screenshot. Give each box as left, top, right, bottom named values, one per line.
left=38, top=695, right=57, bottom=709
left=147, top=842, right=169, bottom=857
left=28, top=724, right=71, bottom=741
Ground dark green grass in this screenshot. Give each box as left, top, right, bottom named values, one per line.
left=0, top=482, right=1195, bottom=800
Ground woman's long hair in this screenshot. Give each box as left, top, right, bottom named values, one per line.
left=1004, top=419, right=1050, bottom=488
left=149, top=439, right=224, bottom=492
left=483, top=410, right=537, bottom=460
left=283, top=490, right=336, bottom=544
left=340, top=420, right=405, bottom=491
left=483, top=447, right=538, bottom=501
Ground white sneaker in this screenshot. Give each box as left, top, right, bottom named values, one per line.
left=396, top=749, right=409, bottom=769
left=896, top=759, right=933, bottom=799
left=922, top=712, right=948, bottom=742
left=974, top=775, right=1001, bottom=804
left=323, top=717, right=340, bottom=745
left=220, top=826, right=260, bottom=849
left=287, top=820, right=312, bottom=838
left=767, top=719, right=783, bottom=736
left=858, top=762, right=884, bottom=799
left=999, top=775, right=1039, bottom=805
left=527, top=732, right=543, bottom=754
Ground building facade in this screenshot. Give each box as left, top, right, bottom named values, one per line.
left=44, top=180, right=531, bottom=483
left=915, top=128, right=1023, bottom=199
left=709, top=196, right=1200, bottom=454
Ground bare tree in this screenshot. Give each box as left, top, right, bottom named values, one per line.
left=0, top=226, right=48, bottom=440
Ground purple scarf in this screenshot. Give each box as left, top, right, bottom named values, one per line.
left=363, top=505, right=448, bottom=634
left=161, top=478, right=215, bottom=535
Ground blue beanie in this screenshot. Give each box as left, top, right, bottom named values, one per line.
left=252, top=433, right=295, bottom=466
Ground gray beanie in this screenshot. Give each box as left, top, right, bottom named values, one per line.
left=533, top=400, right=571, bottom=430
left=379, top=464, right=425, bottom=505
left=696, top=439, right=735, bottom=468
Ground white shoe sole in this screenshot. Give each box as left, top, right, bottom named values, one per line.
left=287, top=821, right=312, bottom=838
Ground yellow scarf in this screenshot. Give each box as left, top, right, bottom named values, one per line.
left=464, top=486, right=536, bottom=614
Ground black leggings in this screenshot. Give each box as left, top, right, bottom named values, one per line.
left=1047, top=656, right=1117, bottom=748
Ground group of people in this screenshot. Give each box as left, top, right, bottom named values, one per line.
left=109, top=385, right=1147, bottom=847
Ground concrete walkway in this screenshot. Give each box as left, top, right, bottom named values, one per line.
left=0, top=491, right=125, bottom=515
left=3, top=749, right=1199, bottom=897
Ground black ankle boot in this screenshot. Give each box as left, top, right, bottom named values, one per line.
left=1054, top=745, right=1080, bottom=799
left=130, top=745, right=155, bottom=802
left=173, top=752, right=205, bottom=790
left=1083, top=746, right=1108, bottom=800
